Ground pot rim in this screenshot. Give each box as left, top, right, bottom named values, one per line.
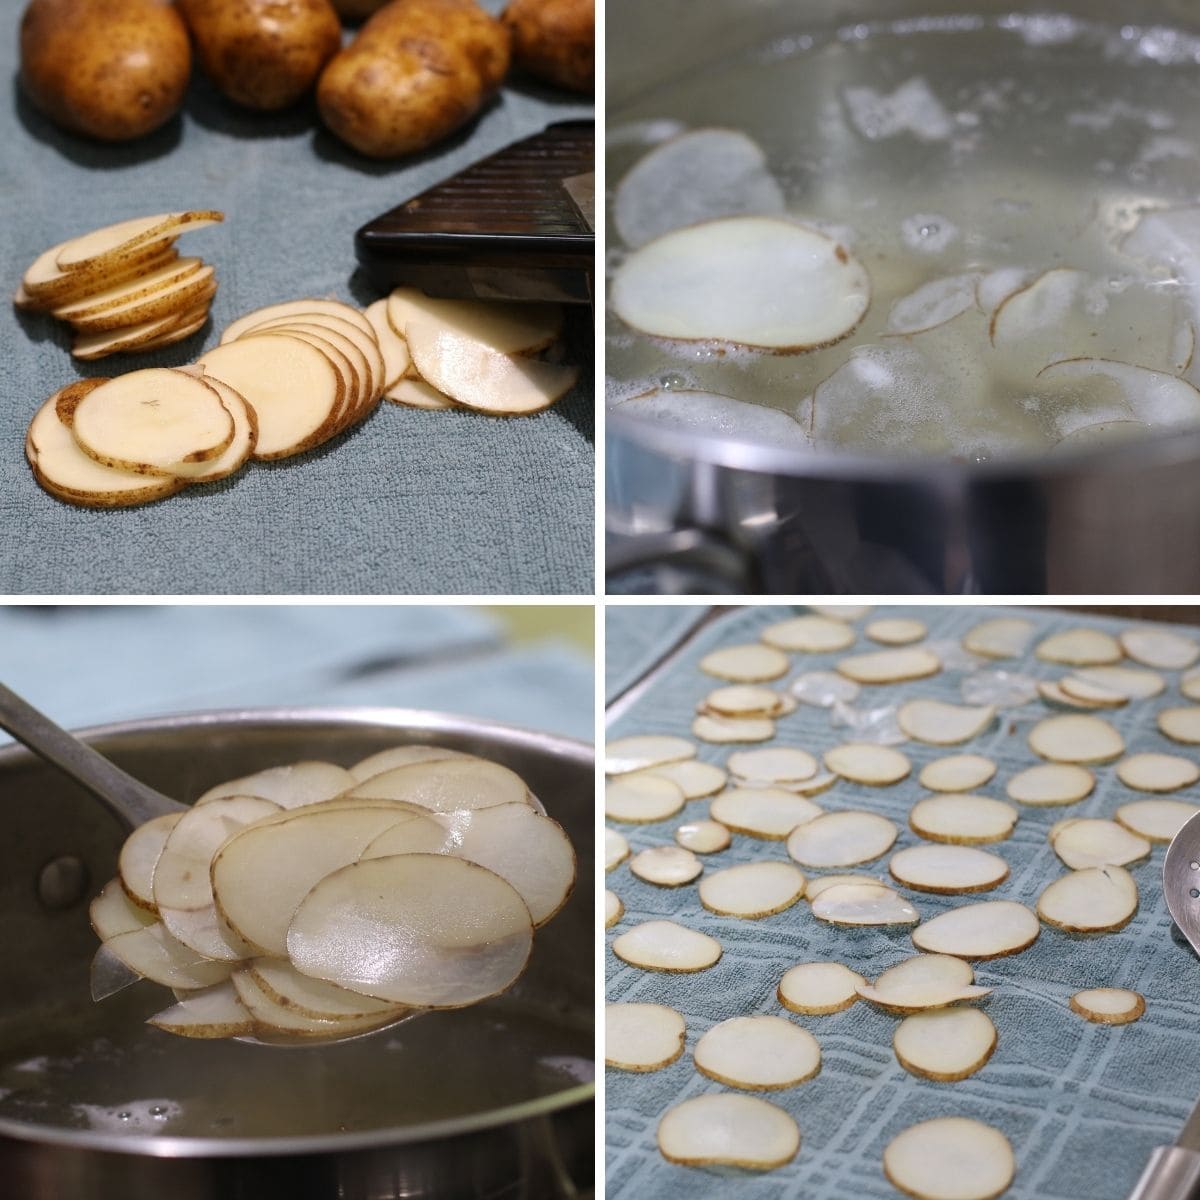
left=0, top=705, right=595, bottom=1159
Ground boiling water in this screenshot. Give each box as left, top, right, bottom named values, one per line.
left=606, top=15, right=1200, bottom=460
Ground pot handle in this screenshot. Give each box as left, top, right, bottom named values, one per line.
left=605, top=527, right=757, bottom=594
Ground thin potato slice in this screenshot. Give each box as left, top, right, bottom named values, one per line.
left=709, top=788, right=823, bottom=839
left=1027, top=714, right=1124, bottom=764
left=348, top=745, right=475, bottom=783
left=385, top=378, right=456, bottom=410
left=836, top=647, right=941, bottom=684
left=1050, top=819, right=1150, bottom=870
left=1069, top=987, right=1145, bottom=1025
left=231, top=969, right=401, bottom=1040
left=50, top=256, right=203, bottom=322
left=1115, top=797, right=1200, bottom=842
left=1158, top=706, right=1200, bottom=745
left=898, top=699, right=995, bottom=746
left=787, top=811, right=898, bottom=867
left=911, top=900, right=1040, bottom=960
left=630, top=845, right=703, bottom=886
left=824, top=743, right=911, bottom=786
left=605, top=890, right=624, bottom=928
left=1035, top=627, right=1123, bottom=665
left=196, top=760, right=355, bottom=807
left=70, top=312, right=181, bottom=360
left=1006, top=762, right=1095, bottom=806
left=811, top=882, right=919, bottom=927
left=636, top=760, right=727, bottom=799
left=343, top=758, right=533, bottom=813
left=778, top=962, right=865, bottom=1015
left=363, top=298, right=411, bottom=387
left=1067, top=666, right=1166, bottom=700
left=147, top=981, right=253, bottom=1039
left=55, top=211, right=222, bottom=272
left=889, top=844, right=1009, bottom=894
left=692, top=713, right=776, bottom=743
left=919, top=755, right=997, bottom=793
left=90, top=877, right=157, bottom=941
left=611, top=920, right=722, bottom=972
left=657, top=1093, right=800, bottom=1170
left=1038, top=679, right=1112, bottom=710
left=884, top=1117, right=1014, bottom=1200
left=605, top=775, right=686, bottom=823
left=703, top=684, right=788, bottom=718
left=910, top=795, right=1018, bottom=845
left=893, top=1007, right=997, bottom=1082
left=728, top=747, right=819, bottom=785
left=606, top=1002, right=686, bottom=1071
left=605, top=827, right=630, bottom=870
left=159, top=902, right=255, bottom=962
left=805, top=872, right=882, bottom=899
left=676, top=819, right=731, bottom=853
left=103, top=923, right=236, bottom=990
left=962, top=616, right=1035, bottom=659
left=62, top=266, right=217, bottom=333
left=1120, top=627, right=1200, bottom=670
left=1056, top=676, right=1127, bottom=708
left=866, top=618, right=928, bottom=645
left=856, top=954, right=988, bottom=1014
left=760, top=615, right=855, bottom=653
left=182, top=378, right=257, bottom=483
left=699, top=861, right=806, bottom=917
left=248, top=959, right=408, bottom=1021
left=286, top=854, right=533, bottom=1007
left=693, top=1015, right=821, bottom=1090
left=1116, top=752, right=1200, bottom=793
left=222, top=298, right=376, bottom=347
left=605, top=734, right=696, bottom=776
left=117, top=812, right=182, bottom=912
left=699, top=643, right=790, bottom=682
left=385, top=288, right=563, bottom=355
left=1037, top=866, right=1138, bottom=933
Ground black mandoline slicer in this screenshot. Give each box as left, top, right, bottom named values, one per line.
left=354, top=119, right=594, bottom=305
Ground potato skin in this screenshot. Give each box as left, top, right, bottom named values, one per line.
left=503, top=0, right=593, bottom=93
left=20, top=0, right=191, bottom=141
left=178, top=0, right=342, bottom=111
left=317, top=0, right=511, bottom=159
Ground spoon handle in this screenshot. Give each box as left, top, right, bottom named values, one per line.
left=0, top=683, right=182, bottom=828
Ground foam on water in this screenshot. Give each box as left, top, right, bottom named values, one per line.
left=842, top=77, right=954, bottom=142
left=73, top=1099, right=183, bottom=1133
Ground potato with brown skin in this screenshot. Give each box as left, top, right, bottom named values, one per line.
left=20, top=0, right=191, bottom=141
left=178, top=0, right=343, bottom=111
left=317, top=0, right=511, bottom=159
left=502, top=0, right=593, bottom=93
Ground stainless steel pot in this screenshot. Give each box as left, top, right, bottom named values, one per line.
left=606, top=0, right=1200, bottom=595
left=0, top=708, right=594, bottom=1200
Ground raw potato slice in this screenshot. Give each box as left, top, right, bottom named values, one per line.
left=348, top=745, right=476, bottom=783
left=893, top=1007, right=998, bottom=1082
left=630, top=845, right=703, bottom=886
left=363, top=298, right=410, bottom=386
left=385, top=288, right=562, bottom=355
left=1067, top=666, right=1166, bottom=700
left=612, top=216, right=870, bottom=351
left=790, top=772, right=838, bottom=797
left=90, top=877, right=157, bottom=940
left=51, top=256, right=203, bottom=322
left=824, top=743, right=911, bottom=786
left=1120, top=627, right=1200, bottom=670
left=231, top=970, right=401, bottom=1040
left=1005, top=762, right=1095, bottom=806
left=805, top=873, right=882, bottom=899
left=1050, top=819, right=1150, bottom=870
left=963, top=616, right=1035, bottom=659
left=1158, top=706, right=1200, bottom=745
left=811, top=882, right=919, bottom=927
left=760, top=615, right=856, bottom=653
left=1037, top=866, right=1138, bottom=933
left=866, top=617, right=928, bottom=645
left=103, top=923, right=236, bottom=990
left=1184, top=671, right=1200, bottom=702
left=605, top=1002, right=686, bottom=1071
left=611, top=920, right=722, bottom=972
left=692, top=713, right=776, bottom=743
left=728, top=747, right=819, bottom=785
left=62, top=266, right=217, bottom=334
left=147, top=981, right=253, bottom=1039
left=182, top=378, right=257, bottom=483
left=699, top=643, right=790, bottom=682
left=1028, top=714, right=1124, bottom=764
left=787, top=811, right=898, bottom=867
left=889, top=845, right=1009, bottom=894
left=698, top=860, right=806, bottom=917
left=856, top=954, right=988, bottom=1013
left=56, top=211, right=222, bottom=272
left=248, top=959, right=408, bottom=1021
left=1116, top=752, right=1200, bottom=792
left=703, top=685, right=787, bottom=718
left=920, top=755, right=997, bottom=793
left=1056, top=676, right=1128, bottom=708
left=605, top=734, right=696, bottom=775
left=778, top=962, right=866, bottom=1015
left=385, top=377, right=456, bottom=409
left=693, top=1015, right=821, bottom=1089
left=605, top=775, right=686, bottom=823
left=222, top=298, right=376, bottom=348
left=884, top=1117, right=1014, bottom=1200
left=911, top=900, right=1040, bottom=959
left=657, top=1093, right=800, bottom=1170
left=709, top=788, right=823, bottom=839
left=196, top=760, right=355, bottom=807
left=898, top=700, right=995, bottom=746
left=1038, top=679, right=1112, bottom=710
left=837, top=646, right=941, bottom=684
left=117, top=812, right=182, bottom=912
left=287, top=854, right=533, bottom=1007
left=605, top=890, right=624, bottom=928
left=676, top=818, right=731, bottom=853
left=343, top=758, right=533, bottom=813
left=1115, top=798, right=1200, bottom=842
left=605, top=827, right=630, bottom=870
left=70, top=311, right=182, bottom=360
left=637, top=760, right=727, bottom=799
left=909, top=795, right=1018, bottom=845
left=1035, top=627, right=1123, bottom=666
left=158, top=901, right=255, bottom=962
left=1069, top=987, right=1145, bottom=1025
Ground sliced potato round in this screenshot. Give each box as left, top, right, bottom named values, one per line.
left=805, top=872, right=882, bottom=899
left=778, top=961, right=866, bottom=1015
left=893, top=1007, right=997, bottom=1082
left=1069, top=987, right=1145, bottom=1025
left=1117, top=751, right=1200, bottom=792
left=1115, top=797, right=1200, bottom=842
left=787, top=810, right=898, bottom=867
left=1027, top=714, right=1124, bottom=764
left=147, top=981, right=252, bottom=1039
left=824, top=743, right=911, bottom=786
left=630, top=845, right=703, bottom=886
left=363, top=298, right=410, bottom=387
left=196, top=760, right=355, bottom=807
left=698, top=860, right=806, bottom=917
left=699, top=643, right=790, bottom=682
left=605, top=1002, right=686, bottom=1071
left=884, top=1116, right=1014, bottom=1200
left=1035, top=627, right=1123, bottom=666
left=605, top=734, right=696, bottom=775
left=709, top=788, right=823, bottom=839
left=606, top=775, right=686, bottom=823
left=117, top=812, right=182, bottom=912
left=889, top=844, right=1009, bottom=894
left=760, top=614, right=856, bottom=653
left=1005, top=762, right=1095, bottom=806
left=1049, top=819, right=1150, bottom=870
left=911, top=900, right=1040, bottom=960
left=836, top=647, right=941, bottom=684
left=385, top=288, right=562, bottom=355
left=1158, top=706, right=1200, bottom=745
left=348, top=745, right=475, bottom=783
left=385, top=377, right=455, bottom=409
left=962, top=616, right=1035, bottom=659
left=605, top=827, right=630, bottom=870
left=611, top=920, right=722, bottom=972
left=1037, top=866, right=1138, bottom=933
left=703, top=684, right=788, bottom=718
left=898, top=699, right=995, bottom=746
left=657, top=1093, right=800, bottom=1170
left=232, top=969, right=401, bottom=1041
left=636, top=759, right=727, bottom=799
left=790, top=772, right=838, bottom=797
left=919, top=755, right=997, bottom=793
left=222, top=298, right=376, bottom=347
left=910, top=794, right=1018, bottom=845
left=692, top=713, right=776, bottom=743
left=865, top=617, right=927, bottom=645
left=694, top=1015, right=821, bottom=1090
left=102, top=923, right=236, bottom=990
left=605, top=890, right=624, bottom=928
left=811, top=882, right=919, bottom=927
left=159, top=900, right=256, bottom=962
left=1120, top=627, right=1200, bottom=670
left=247, top=958, right=409, bottom=1021
left=727, top=747, right=819, bottom=785
left=56, top=211, right=221, bottom=273
left=343, top=758, right=533, bottom=813
left=855, top=953, right=987, bottom=1013
left=286, top=854, right=533, bottom=1007
left=675, top=818, right=731, bottom=853
left=1067, top=665, right=1166, bottom=700
left=90, top=877, right=157, bottom=941
left=790, top=670, right=862, bottom=707
left=1056, top=676, right=1127, bottom=708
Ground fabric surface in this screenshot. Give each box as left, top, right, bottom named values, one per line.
left=606, top=604, right=1200, bottom=1200
left=0, top=604, right=593, bottom=741
left=604, top=604, right=708, bottom=703
left=0, top=4, right=593, bottom=595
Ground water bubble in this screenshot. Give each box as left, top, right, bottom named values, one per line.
left=1190, top=887, right=1199, bottom=898
left=1190, top=861, right=1199, bottom=870
left=150, top=1106, right=167, bottom=1119
left=117, top=1111, right=131, bottom=1121
left=659, top=373, right=687, bottom=390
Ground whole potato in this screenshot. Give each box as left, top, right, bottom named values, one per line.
left=317, top=0, right=511, bottom=159
left=502, top=0, right=593, bottom=93
left=20, top=0, right=191, bottom=141
left=178, top=0, right=342, bottom=111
